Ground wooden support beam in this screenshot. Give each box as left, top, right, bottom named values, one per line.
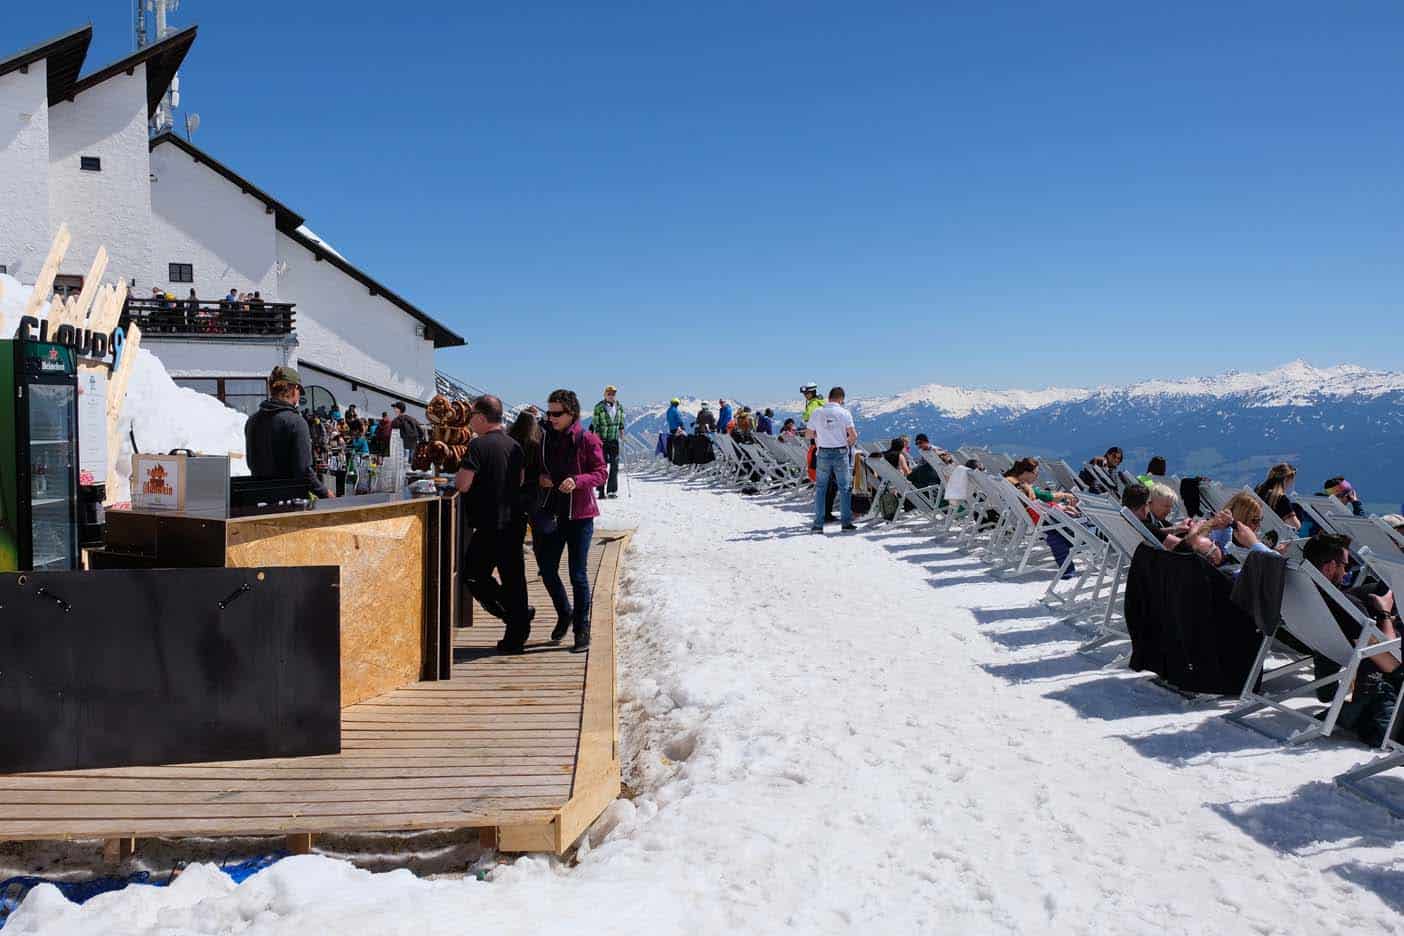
left=22, top=223, right=70, bottom=320
left=104, top=322, right=142, bottom=504
left=498, top=818, right=558, bottom=854
left=476, top=827, right=498, bottom=850
left=102, top=836, right=136, bottom=863
left=69, top=245, right=108, bottom=324
left=285, top=833, right=314, bottom=855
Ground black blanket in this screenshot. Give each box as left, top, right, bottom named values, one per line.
left=1124, top=546, right=1263, bottom=694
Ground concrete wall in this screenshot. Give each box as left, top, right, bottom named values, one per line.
left=0, top=63, right=51, bottom=280
left=149, top=143, right=281, bottom=301
left=47, top=66, right=153, bottom=289
left=276, top=229, right=436, bottom=405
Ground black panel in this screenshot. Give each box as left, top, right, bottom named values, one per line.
left=0, top=566, right=340, bottom=773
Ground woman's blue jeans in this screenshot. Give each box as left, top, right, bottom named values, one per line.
left=533, top=517, right=594, bottom=634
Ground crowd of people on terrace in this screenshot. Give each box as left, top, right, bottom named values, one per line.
left=651, top=380, right=1404, bottom=751
left=125, top=284, right=286, bottom=334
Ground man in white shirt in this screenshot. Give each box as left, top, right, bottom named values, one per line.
left=805, top=386, right=858, bottom=532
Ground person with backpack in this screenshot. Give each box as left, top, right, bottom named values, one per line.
left=591, top=385, right=625, bottom=499
left=806, top=386, right=858, bottom=532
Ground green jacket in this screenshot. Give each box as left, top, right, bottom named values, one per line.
left=802, top=397, right=825, bottom=424
left=591, top=400, right=626, bottom=441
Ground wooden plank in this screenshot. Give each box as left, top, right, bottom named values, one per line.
left=286, top=833, right=314, bottom=855
left=69, top=245, right=108, bottom=324
left=0, top=810, right=559, bottom=839
left=557, top=761, right=622, bottom=854
left=21, top=223, right=69, bottom=320
left=102, top=836, right=136, bottom=864
left=0, top=785, right=575, bottom=808
left=498, top=817, right=559, bottom=854
left=0, top=795, right=570, bottom=821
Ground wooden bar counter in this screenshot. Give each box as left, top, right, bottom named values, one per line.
left=95, top=492, right=460, bottom=707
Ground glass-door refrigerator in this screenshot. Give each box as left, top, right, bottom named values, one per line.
left=0, top=339, right=80, bottom=571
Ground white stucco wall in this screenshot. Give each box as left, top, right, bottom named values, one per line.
left=149, top=143, right=280, bottom=301
left=276, top=229, right=436, bottom=404
left=0, top=63, right=51, bottom=281
left=47, top=66, right=153, bottom=289
left=144, top=335, right=293, bottom=378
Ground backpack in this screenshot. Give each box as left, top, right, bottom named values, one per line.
left=879, top=489, right=900, bottom=521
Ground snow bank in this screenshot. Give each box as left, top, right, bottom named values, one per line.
left=1, top=273, right=248, bottom=499
left=10, top=477, right=1404, bottom=933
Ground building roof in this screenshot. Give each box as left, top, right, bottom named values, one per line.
left=148, top=134, right=466, bottom=350
left=0, top=25, right=93, bottom=104
left=69, top=25, right=197, bottom=117
left=281, top=225, right=466, bottom=349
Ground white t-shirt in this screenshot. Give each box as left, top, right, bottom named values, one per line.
left=810, top=402, right=854, bottom=448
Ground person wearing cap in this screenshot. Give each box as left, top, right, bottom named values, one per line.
left=664, top=397, right=686, bottom=463
left=244, top=365, right=333, bottom=499
left=800, top=382, right=824, bottom=424
left=693, top=401, right=717, bottom=433
left=590, top=385, right=626, bottom=499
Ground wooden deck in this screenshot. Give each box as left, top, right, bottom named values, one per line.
left=0, top=531, right=630, bottom=856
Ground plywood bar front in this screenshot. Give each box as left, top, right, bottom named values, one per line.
left=96, top=492, right=460, bottom=707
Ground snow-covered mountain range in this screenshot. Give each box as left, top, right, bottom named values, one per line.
left=621, top=361, right=1404, bottom=511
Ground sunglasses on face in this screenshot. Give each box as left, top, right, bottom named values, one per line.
left=547, top=410, right=568, bottom=418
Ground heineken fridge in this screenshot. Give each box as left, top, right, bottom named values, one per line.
left=0, top=339, right=80, bottom=571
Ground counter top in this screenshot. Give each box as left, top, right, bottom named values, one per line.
left=118, top=489, right=455, bottom=524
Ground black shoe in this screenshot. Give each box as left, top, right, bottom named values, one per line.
left=495, top=639, right=525, bottom=654
left=550, top=615, right=572, bottom=643
left=572, top=630, right=591, bottom=653
left=841, top=523, right=858, bottom=531
left=823, top=514, right=837, bottom=523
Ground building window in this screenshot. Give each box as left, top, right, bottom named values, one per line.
left=174, top=377, right=268, bottom=417
left=168, top=263, right=194, bottom=283
left=80, top=156, right=101, bottom=172
left=0, top=265, right=6, bottom=275
left=52, top=274, right=83, bottom=299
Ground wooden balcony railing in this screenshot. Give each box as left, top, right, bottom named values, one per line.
left=121, top=298, right=296, bottom=337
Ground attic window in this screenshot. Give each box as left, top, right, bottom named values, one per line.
left=80, top=156, right=101, bottom=172
left=168, top=263, right=194, bottom=283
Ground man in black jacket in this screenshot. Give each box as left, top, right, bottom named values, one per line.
left=244, top=366, right=332, bottom=499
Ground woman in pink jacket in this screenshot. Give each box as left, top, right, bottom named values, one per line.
left=535, top=388, right=609, bottom=652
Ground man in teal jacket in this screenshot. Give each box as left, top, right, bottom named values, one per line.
left=591, top=385, right=626, bottom=499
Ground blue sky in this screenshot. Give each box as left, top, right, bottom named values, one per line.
left=12, top=2, right=1404, bottom=405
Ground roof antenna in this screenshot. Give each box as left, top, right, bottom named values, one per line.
left=136, top=0, right=184, bottom=135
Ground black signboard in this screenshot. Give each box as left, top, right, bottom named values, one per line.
left=0, top=566, right=340, bottom=773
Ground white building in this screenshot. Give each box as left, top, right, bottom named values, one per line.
left=1, top=25, right=464, bottom=418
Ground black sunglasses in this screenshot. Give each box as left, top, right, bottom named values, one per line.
left=546, top=409, right=568, bottom=418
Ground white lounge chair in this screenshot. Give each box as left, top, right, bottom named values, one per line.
left=1225, top=559, right=1401, bottom=745
left=1336, top=547, right=1404, bottom=814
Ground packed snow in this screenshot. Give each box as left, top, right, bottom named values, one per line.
left=1, top=272, right=249, bottom=499
left=12, top=473, right=1403, bottom=934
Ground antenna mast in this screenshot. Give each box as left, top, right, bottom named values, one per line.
left=135, top=0, right=184, bottom=135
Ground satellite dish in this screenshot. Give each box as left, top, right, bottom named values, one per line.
left=184, top=112, right=200, bottom=140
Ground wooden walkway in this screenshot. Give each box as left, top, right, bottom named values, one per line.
left=0, top=532, right=629, bottom=856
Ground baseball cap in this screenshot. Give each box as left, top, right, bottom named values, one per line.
left=671, top=397, right=681, bottom=405
left=800, top=382, right=818, bottom=393
left=269, top=365, right=301, bottom=386
left=605, top=385, right=618, bottom=393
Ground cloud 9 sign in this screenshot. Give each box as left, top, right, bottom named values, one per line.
left=14, top=315, right=127, bottom=371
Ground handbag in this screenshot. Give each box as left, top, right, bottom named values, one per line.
left=529, top=436, right=561, bottom=535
